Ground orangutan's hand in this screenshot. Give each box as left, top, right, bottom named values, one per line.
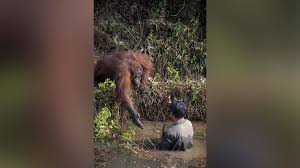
left=131, top=112, right=144, bottom=129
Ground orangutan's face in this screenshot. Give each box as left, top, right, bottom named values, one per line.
left=133, top=67, right=143, bottom=88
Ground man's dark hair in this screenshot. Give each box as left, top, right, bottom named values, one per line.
left=170, top=100, right=187, bottom=119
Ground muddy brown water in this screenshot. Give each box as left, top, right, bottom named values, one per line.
left=95, top=121, right=206, bottom=168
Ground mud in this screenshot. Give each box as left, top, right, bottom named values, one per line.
left=95, top=121, right=207, bottom=168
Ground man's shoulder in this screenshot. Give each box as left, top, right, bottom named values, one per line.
left=179, top=119, right=194, bottom=135
left=184, top=119, right=193, bottom=126
left=166, top=124, right=177, bottom=133
left=166, top=119, right=193, bottom=132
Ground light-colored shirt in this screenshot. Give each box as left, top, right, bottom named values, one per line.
left=160, top=118, right=194, bottom=151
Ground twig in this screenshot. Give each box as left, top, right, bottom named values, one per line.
left=127, top=138, right=139, bottom=147
left=171, top=0, right=186, bottom=17
left=147, top=138, right=157, bottom=150
left=120, top=22, right=138, bottom=42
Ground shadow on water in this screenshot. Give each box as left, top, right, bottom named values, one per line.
left=95, top=121, right=207, bottom=168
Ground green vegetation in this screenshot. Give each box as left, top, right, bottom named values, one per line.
left=94, top=80, right=136, bottom=143
left=94, top=107, right=136, bottom=143
left=167, top=66, right=180, bottom=82
left=94, top=107, right=118, bottom=143
left=94, top=79, right=116, bottom=110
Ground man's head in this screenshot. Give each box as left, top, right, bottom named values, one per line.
left=170, top=100, right=187, bottom=119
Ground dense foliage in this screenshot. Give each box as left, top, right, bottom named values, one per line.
left=94, top=0, right=206, bottom=79
left=94, top=80, right=136, bottom=143
left=94, top=76, right=206, bottom=122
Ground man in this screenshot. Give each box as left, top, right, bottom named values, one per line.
left=160, top=100, right=194, bottom=151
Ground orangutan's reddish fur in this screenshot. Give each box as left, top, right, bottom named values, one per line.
left=93, top=51, right=154, bottom=128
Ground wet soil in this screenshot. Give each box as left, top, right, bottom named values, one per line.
left=95, top=121, right=207, bottom=168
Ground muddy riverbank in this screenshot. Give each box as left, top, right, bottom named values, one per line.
left=95, top=121, right=207, bottom=168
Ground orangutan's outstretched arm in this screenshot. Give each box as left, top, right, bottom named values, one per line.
left=115, top=68, right=144, bottom=129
